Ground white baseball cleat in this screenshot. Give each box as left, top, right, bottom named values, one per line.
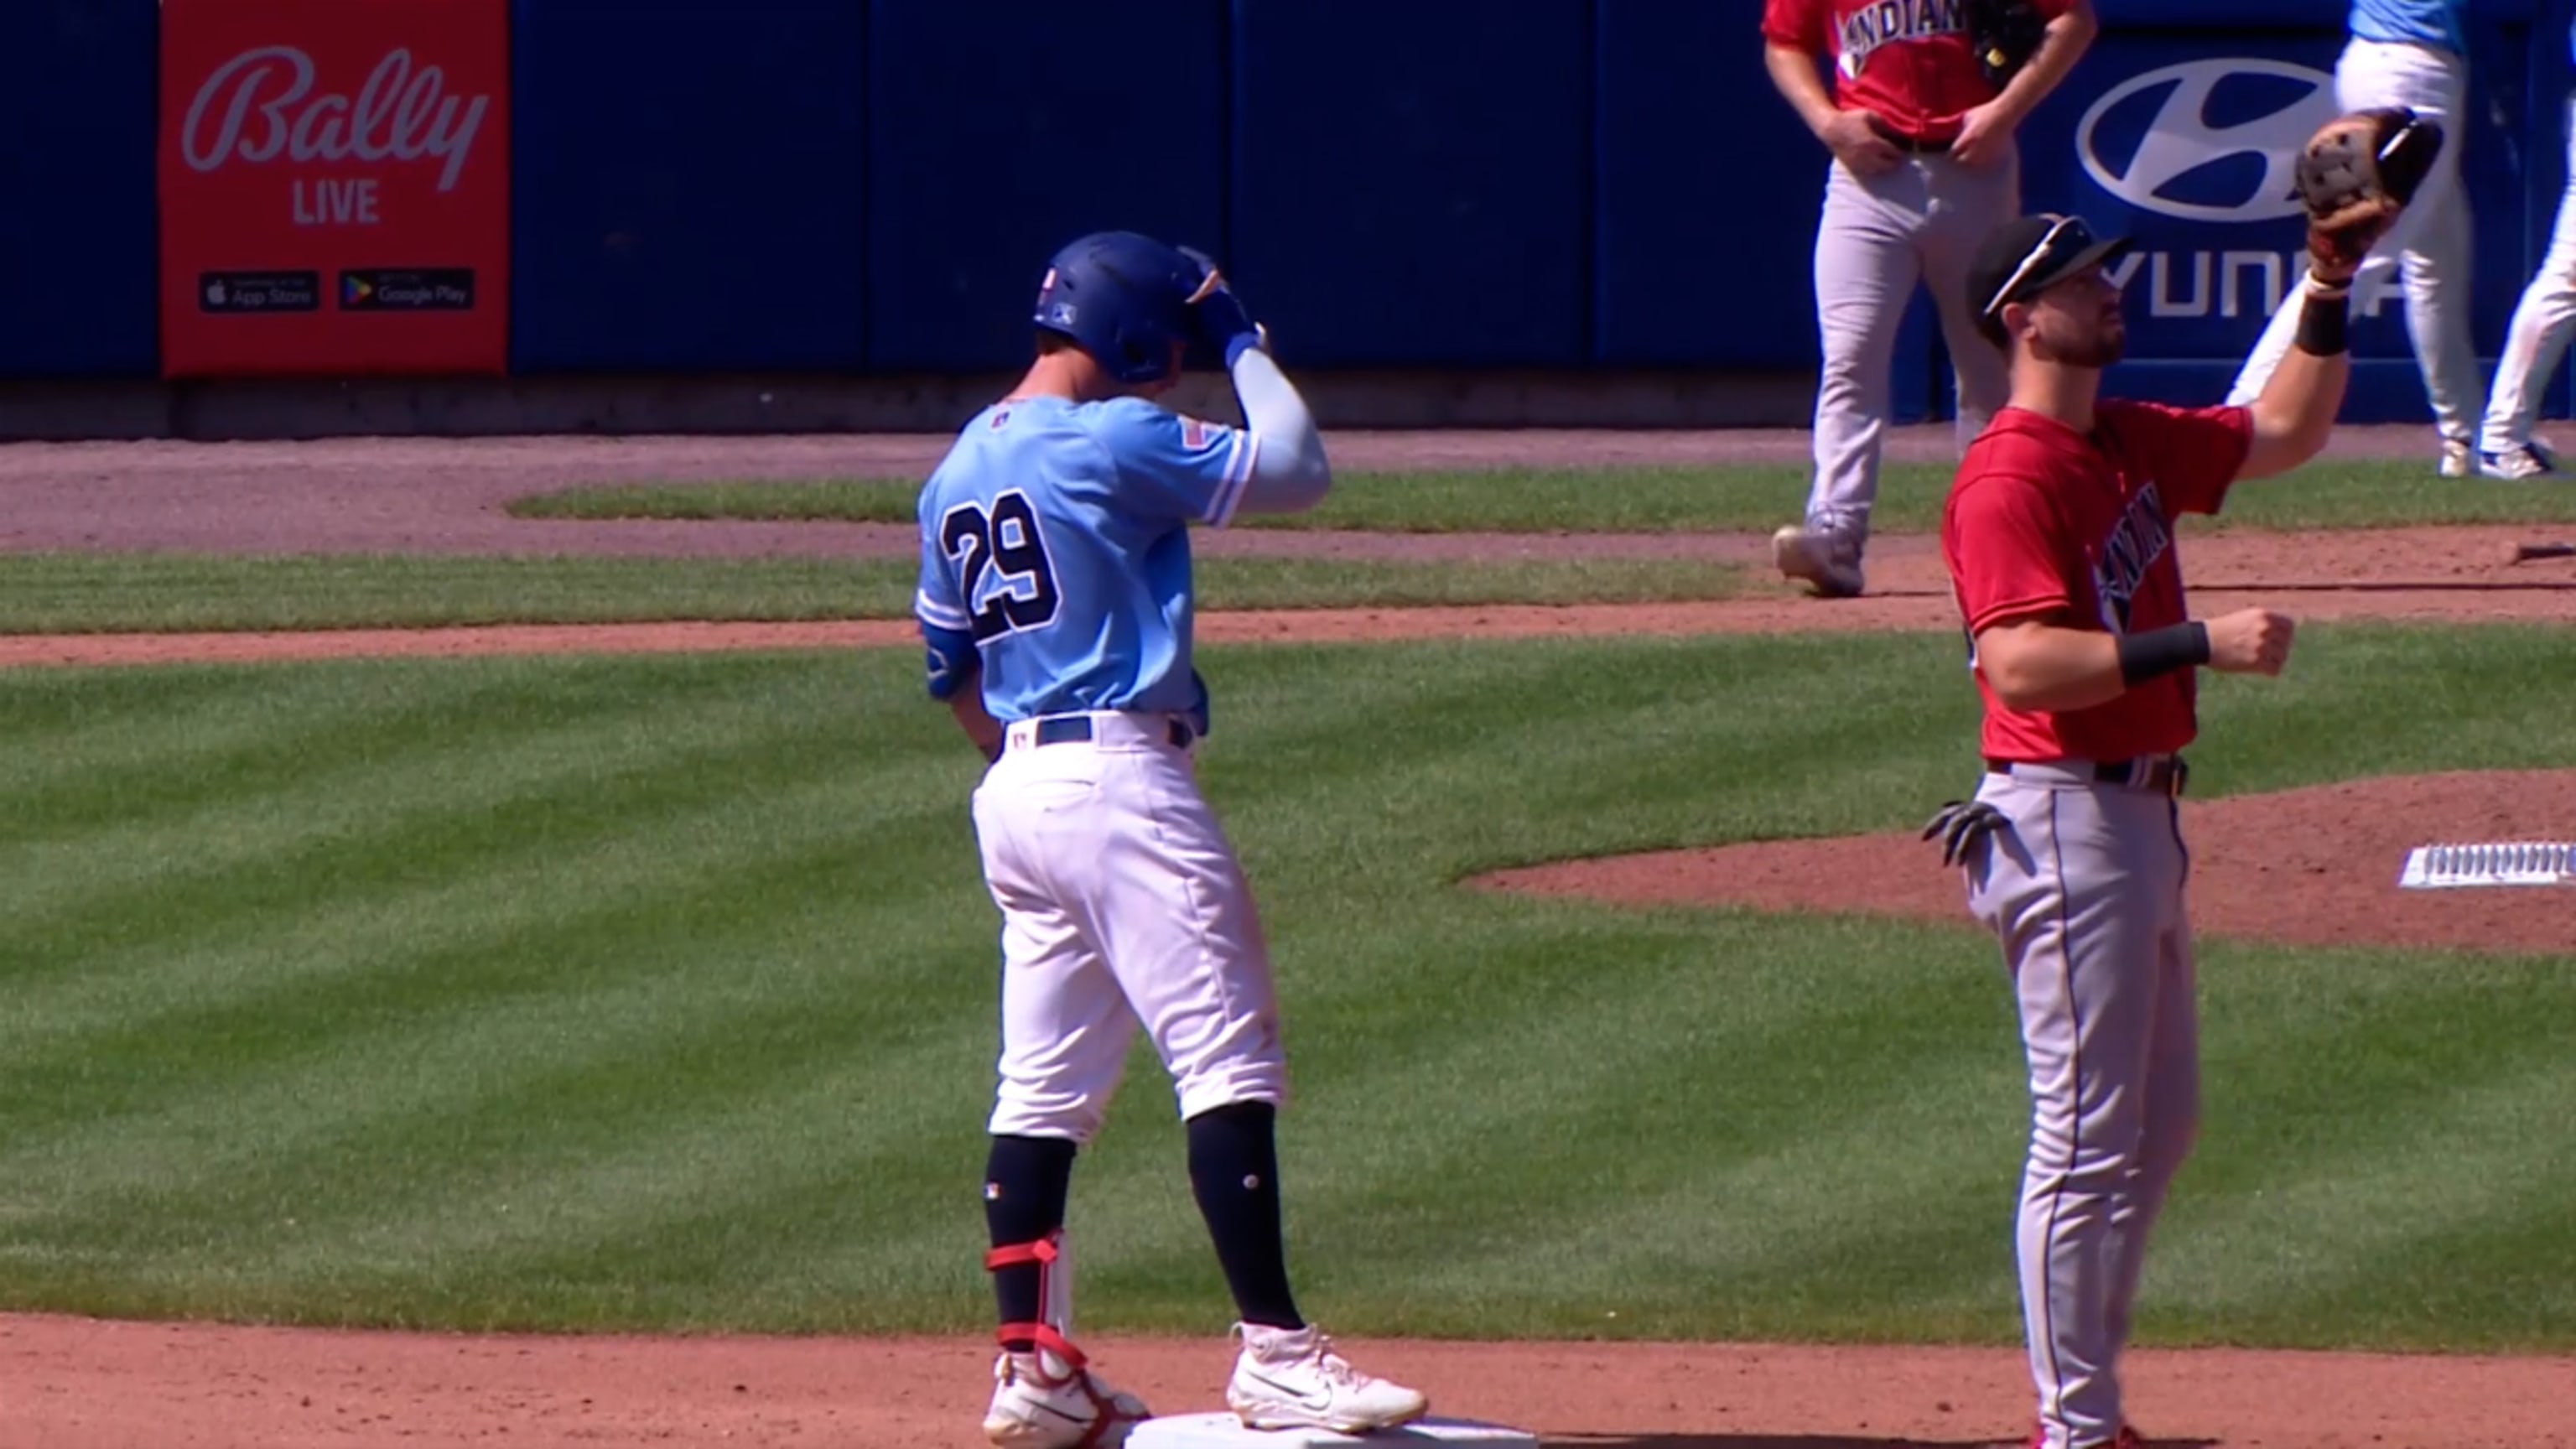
left=984, top=1347, right=1153, bottom=1449
left=2441, top=439, right=2475, bottom=477
left=1225, top=1321, right=1430, bottom=1434
left=2478, top=441, right=2558, bottom=480
left=1771, top=523, right=1867, bottom=598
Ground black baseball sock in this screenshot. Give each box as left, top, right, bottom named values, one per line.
left=1186, top=1101, right=1304, bottom=1330
left=984, top=1135, right=1078, bottom=1350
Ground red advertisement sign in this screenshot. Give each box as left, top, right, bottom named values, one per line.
left=158, top=0, right=511, bottom=377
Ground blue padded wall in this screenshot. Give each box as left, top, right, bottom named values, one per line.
left=1597, top=0, right=1830, bottom=367
left=865, top=0, right=1226, bottom=374
left=510, top=0, right=867, bottom=373
left=0, top=0, right=161, bottom=377
left=1231, top=0, right=1591, bottom=367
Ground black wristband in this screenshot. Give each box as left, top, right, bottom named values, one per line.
left=2294, top=285, right=2350, bottom=356
left=2117, top=621, right=2211, bottom=685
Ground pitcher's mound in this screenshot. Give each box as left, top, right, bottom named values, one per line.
left=1473, top=769, right=2576, bottom=957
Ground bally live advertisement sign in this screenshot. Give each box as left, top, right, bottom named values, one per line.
left=158, top=0, right=509, bottom=377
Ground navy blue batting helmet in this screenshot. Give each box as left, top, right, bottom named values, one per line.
left=1032, top=231, right=1202, bottom=386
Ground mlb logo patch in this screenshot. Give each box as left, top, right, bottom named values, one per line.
left=1182, top=417, right=1226, bottom=449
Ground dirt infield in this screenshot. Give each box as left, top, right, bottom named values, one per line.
left=10, top=1312, right=2572, bottom=1449
left=3, top=425, right=2570, bottom=1449
left=1475, top=769, right=2576, bottom=958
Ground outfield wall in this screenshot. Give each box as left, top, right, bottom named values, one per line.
left=1, top=0, right=2568, bottom=438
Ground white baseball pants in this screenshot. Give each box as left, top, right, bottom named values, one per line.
left=973, top=710, right=1288, bottom=1144
left=1961, top=764, right=2202, bottom=1449
left=2229, top=38, right=2481, bottom=448
left=1804, top=144, right=2019, bottom=547
left=2482, top=90, right=2576, bottom=454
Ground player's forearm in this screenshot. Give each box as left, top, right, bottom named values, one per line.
left=943, top=663, right=1003, bottom=760
left=1228, top=345, right=1332, bottom=514
left=1976, top=621, right=2128, bottom=712
left=1987, top=4, right=2096, bottom=126
left=2241, top=291, right=2352, bottom=478
left=1764, top=42, right=1846, bottom=138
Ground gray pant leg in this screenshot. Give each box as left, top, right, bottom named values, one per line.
left=1807, top=159, right=1929, bottom=543
left=1965, top=773, right=2198, bottom=1449
left=2103, top=911, right=2201, bottom=1355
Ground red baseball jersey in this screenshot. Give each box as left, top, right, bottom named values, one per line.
left=1942, top=401, right=2256, bottom=763
left=1761, top=0, right=2074, bottom=144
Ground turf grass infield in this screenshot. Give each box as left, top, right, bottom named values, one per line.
left=2, top=621, right=2568, bottom=1355
left=505, top=458, right=2576, bottom=535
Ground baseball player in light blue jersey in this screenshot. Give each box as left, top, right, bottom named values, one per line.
left=917, top=231, right=1430, bottom=1449
left=2229, top=0, right=2482, bottom=475
left=2475, top=11, right=2576, bottom=479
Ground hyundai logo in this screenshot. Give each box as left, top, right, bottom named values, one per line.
left=2076, top=59, right=2342, bottom=223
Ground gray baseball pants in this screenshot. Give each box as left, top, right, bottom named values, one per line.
left=1961, top=762, right=2203, bottom=1449
left=1804, top=144, right=2018, bottom=547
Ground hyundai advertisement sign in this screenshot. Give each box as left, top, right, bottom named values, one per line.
left=2018, top=34, right=2440, bottom=402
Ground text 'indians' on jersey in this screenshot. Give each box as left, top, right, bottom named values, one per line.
left=1839, top=0, right=1965, bottom=66
left=2091, top=481, right=2174, bottom=635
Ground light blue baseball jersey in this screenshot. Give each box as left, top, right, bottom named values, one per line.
left=2350, top=0, right=2465, bottom=53
left=915, top=394, right=1257, bottom=730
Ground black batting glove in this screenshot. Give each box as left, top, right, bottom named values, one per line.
left=1921, top=799, right=2010, bottom=868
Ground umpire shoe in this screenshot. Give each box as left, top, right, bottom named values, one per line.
left=1771, top=523, right=1867, bottom=598
left=983, top=1347, right=1152, bottom=1449
left=1225, top=1321, right=1430, bottom=1434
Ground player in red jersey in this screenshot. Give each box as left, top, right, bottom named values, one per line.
left=1924, top=206, right=2373, bottom=1449
left=1761, top=0, right=2097, bottom=599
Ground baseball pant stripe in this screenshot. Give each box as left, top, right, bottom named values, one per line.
left=2037, top=789, right=2078, bottom=1440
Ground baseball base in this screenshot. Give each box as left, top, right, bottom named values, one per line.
left=1127, top=1413, right=1538, bottom=1449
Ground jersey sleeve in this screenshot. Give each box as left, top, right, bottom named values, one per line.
left=1945, top=474, right=2080, bottom=635
left=915, top=508, right=979, bottom=699
left=1090, top=398, right=1260, bottom=528
left=2116, top=401, right=2255, bottom=517
left=1760, top=0, right=1826, bottom=53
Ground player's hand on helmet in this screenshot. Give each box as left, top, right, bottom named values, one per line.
left=2203, top=608, right=2297, bottom=677
left=1819, top=110, right=1903, bottom=177
left=1176, top=245, right=1266, bottom=361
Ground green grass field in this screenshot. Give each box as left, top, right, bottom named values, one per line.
left=0, top=552, right=1746, bottom=633
left=505, top=459, right=2576, bottom=536
left=3, top=625, right=2569, bottom=1353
